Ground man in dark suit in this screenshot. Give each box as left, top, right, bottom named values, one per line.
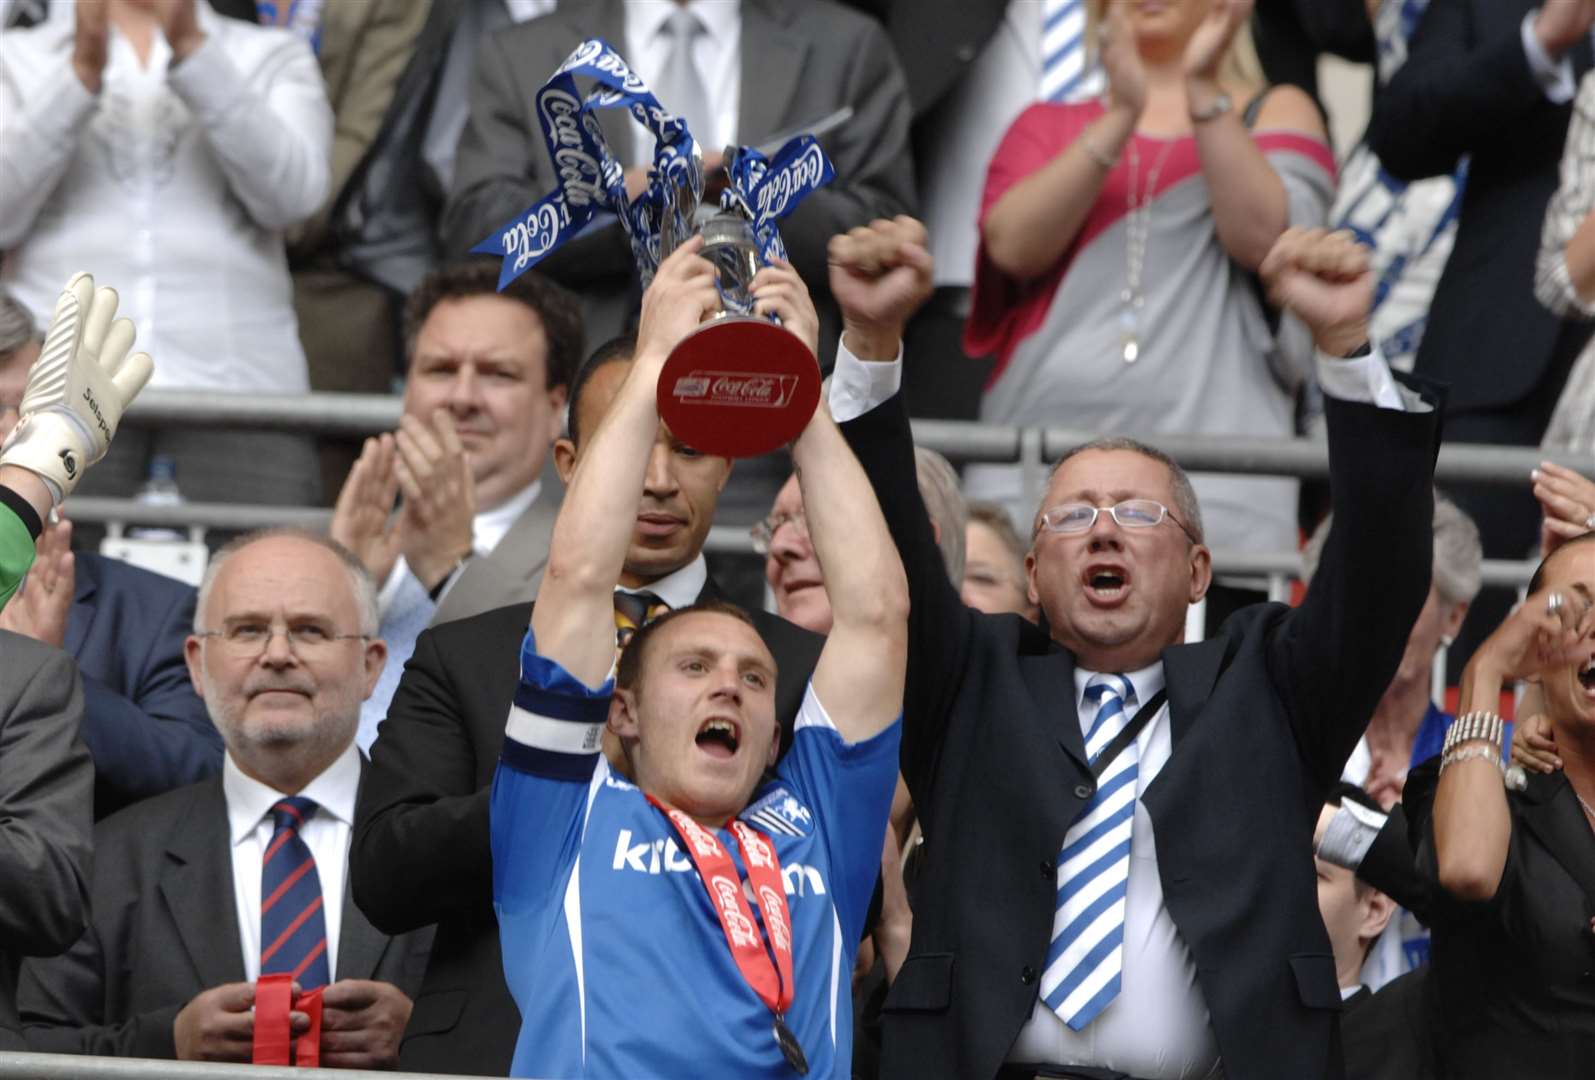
left=440, top=0, right=914, bottom=368
left=0, top=633, right=92, bottom=1051
left=825, top=218, right=1441, bottom=1080
left=351, top=334, right=825, bottom=1075
left=19, top=530, right=430, bottom=1067
left=1365, top=0, right=1595, bottom=661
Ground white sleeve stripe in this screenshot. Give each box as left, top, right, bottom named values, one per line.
left=505, top=704, right=606, bottom=756
left=793, top=683, right=838, bottom=733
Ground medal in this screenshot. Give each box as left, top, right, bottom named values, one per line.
left=772, top=1015, right=809, bottom=1075
left=648, top=795, right=809, bottom=1072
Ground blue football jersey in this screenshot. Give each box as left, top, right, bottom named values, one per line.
left=491, top=630, right=901, bottom=1079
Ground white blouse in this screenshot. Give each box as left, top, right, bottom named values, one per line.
left=0, top=3, right=331, bottom=394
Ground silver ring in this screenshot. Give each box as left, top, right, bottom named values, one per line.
left=1547, top=591, right=1565, bottom=617
left=1584, top=511, right=1595, bottom=530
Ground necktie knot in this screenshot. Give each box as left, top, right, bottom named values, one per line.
left=269, top=796, right=318, bottom=834
left=1083, top=673, right=1133, bottom=708
left=664, top=7, right=705, bottom=42
left=614, top=590, right=669, bottom=650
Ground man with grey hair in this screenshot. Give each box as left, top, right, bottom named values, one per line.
left=19, top=529, right=430, bottom=1068
left=758, top=446, right=967, bottom=635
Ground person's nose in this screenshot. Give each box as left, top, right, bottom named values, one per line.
left=1086, top=508, right=1125, bottom=551
left=257, top=628, right=300, bottom=669
left=769, top=518, right=810, bottom=562
left=445, top=365, right=483, bottom=417
left=707, top=659, right=744, bottom=705
left=642, top=442, right=679, bottom=498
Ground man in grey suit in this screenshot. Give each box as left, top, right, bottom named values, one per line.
left=17, top=530, right=431, bottom=1067
left=330, top=260, right=584, bottom=752
left=0, top=633, right=93, bottom=1051
left=441, top=0, right=916, bottom=369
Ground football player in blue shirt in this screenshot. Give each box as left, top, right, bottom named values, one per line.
left=490, top=235, right=909, bottom=1079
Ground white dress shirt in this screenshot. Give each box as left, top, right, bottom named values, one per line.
left=1005, top=663, right=1221, bottom=1079
left=620, top=551, right=708, bottom=611
left=0, top=4, right=331, bottom=395
left=224, top=742, right=361, bottom=984
left=624, top=0, right=741, bottom=162
left=827, top=332, right=1418, bottom=1076
left=1521, top=9, right=1593, bottom=105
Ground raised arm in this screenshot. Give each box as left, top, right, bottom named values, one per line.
left=1433, top=593, right=1594, bottom=901
left=1257, top=229, right=1439, bottom=789
left=530, top=238, right=719, bottom=686
left=980, top=3, right=1144, bottom=281
left=750, top=260, right=908, bottom=740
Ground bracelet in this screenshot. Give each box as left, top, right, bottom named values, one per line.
left=1190, top=90, right=1234, bottom=123
left=1439, top=744, right=1506, bottom=777
left=1078, top=131, right=1119, bottom=170
left=1442, top=710, right=1504, bottom=755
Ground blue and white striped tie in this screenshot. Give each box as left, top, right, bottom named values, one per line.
left=1041, top=0, right=1105, bottom=104
left=1041, top=673, right=1137, bottom=1029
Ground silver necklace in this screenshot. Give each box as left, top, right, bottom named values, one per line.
left=1577, top=790, right=1595, bottom=822
left=1118, top=133, right=1176, bottom=365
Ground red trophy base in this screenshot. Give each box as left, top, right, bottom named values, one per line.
left=657, top=316, right=821, bottom=459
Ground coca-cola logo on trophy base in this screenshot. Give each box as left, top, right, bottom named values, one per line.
left=671, top=372, right=802, bottom=409
left=658, top=318, right=820, bottom=459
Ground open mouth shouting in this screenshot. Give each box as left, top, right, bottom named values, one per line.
left=1082, top=562, right=1132, bottom=608
left=695, top=717, right=742, bottom=760
left=1579, top=655, right=1595, bottom=700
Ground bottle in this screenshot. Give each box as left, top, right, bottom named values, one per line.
left=129, top=455, right=185, bottom=540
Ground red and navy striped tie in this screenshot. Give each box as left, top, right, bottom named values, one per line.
left=260, top=796, right=330, bottom=991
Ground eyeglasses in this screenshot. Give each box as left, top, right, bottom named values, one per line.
left=1035, top=499, right=1199, bottom=543
left=750, top=510, right=807, bottom=554
left=196, top=621, right=369, bottom=658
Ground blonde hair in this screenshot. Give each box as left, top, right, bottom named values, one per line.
left=1085, top=0, right=1265, bottom=99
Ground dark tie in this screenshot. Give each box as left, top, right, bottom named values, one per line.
left=613, top=590, right=668, bottom=651
left=260, top=796, right=331, bottom=991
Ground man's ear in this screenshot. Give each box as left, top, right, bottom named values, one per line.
left=1024, top=550, right=1041, bottom=607
left=1188, top=544, right=1213, bottom=605
left=183, top=636, right=206, bottom=699
left=361, top=638, right=389, bottom=701
left=608, top=689, right=639, bottom=740
left=547, top=383, right=569, bottom=414
left=553, top=437, right=577, bottom=485
left=1359, top=887, right=1396, bottom=949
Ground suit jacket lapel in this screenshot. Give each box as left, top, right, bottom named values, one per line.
left=63, top=556, right=98, bottom=657
left=159, top=781, right=247, bottom=990
left=736, top=0, right=805, bottom=143
left=1018, top=650, right=1089, bottom=775
left=432, top=496, right=559, bottom=626
left=338, top=762, right=392, bottom=980
left=1518, top=775, right=1595, bottom=911
left=1161, top=637, right=1229, bottom=747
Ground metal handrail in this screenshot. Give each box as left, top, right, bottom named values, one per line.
left=122, top=390, right=1595, bottom=486
left=0, top=1053, right=470, bottom=1080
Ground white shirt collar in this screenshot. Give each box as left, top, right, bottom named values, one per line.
left=223, top=741, right=362, bottom=847
left=620, top=552, right=708, bottom=611
left=1072, top=659, right=1167, bottom=715
left=473, top=480, right=541, bottom=555
left=628, top=0, right=740, bottom=51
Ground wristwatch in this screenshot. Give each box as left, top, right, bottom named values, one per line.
left=1190, top=91, right=1233, bottom=124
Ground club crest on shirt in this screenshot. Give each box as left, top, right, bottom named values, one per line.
left=742, top=787, right=813, bottom=838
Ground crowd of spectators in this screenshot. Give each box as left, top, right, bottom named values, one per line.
left=2, top=1, right=1595, bottom=1079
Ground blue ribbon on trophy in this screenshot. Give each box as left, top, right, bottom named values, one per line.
left=471, top=38, right=836, bottom=461
left=470, top=38, right=834, bottom=293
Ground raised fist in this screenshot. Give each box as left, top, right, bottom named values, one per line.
left=827, top=216, right=934, bottom=359
left=0, top=273, right=154, bottom=504
left=1258, top=228, right=1373, bottom=359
